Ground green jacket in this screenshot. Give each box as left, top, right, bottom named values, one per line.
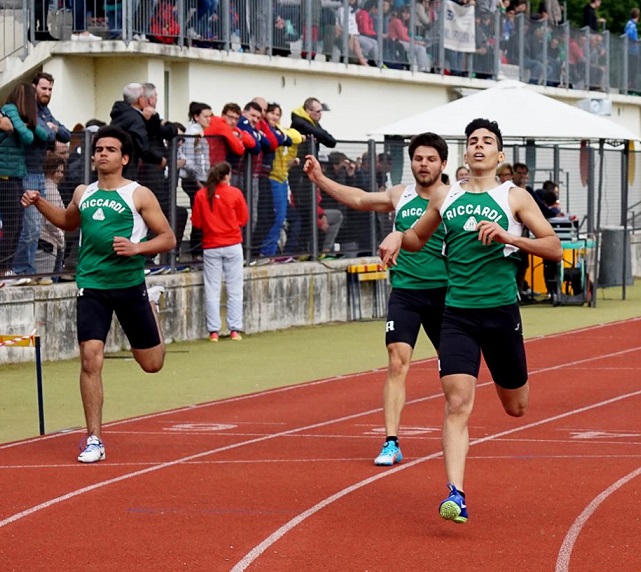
left=0, top=104, right=48, bottom=178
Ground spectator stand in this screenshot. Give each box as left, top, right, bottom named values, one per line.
left=346, top=262, right=388, bottom=321
left=0, top=331, right=45, bottom=434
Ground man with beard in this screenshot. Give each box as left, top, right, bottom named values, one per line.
left=304, top=132, right=449, bottom=467
left=13, top=72, right=70, bottom=282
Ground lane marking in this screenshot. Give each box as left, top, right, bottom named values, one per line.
left=231, top=388, right=641, bottom=571
left=555, top=467, right=641, bottom=572
left=2, top=342, right=641, bottom=531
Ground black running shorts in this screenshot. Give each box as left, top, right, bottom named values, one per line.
left=438, top=303, right=528, bottom=389
left=385, top=287, right=447, bottom=350
left=76, top=282, right=161, bottom=349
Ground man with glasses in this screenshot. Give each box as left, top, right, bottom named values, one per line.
left=204, top=102, right=255, bottom=170
left=289, top=97, right=337, bottom=255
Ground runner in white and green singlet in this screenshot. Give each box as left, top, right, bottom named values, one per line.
left=76, top=181, right=149, bottom=289
left=304, top=132, right=449, bottom=467
left=379, top=119, right=563, bottom=523
left=21, top=125, right=176, bottom=464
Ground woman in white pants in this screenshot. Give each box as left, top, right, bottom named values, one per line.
left=191, top=162, right=249, bottom=342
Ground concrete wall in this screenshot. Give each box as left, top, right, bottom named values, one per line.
left=0, top=258, right=385, bottom=364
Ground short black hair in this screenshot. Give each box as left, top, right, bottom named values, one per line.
left=91, top=125, right=134, bottom=163
left=243, top=101, right=263, bottom=114
left=465, top=118, right=503, bottom=151
left=408, top=132, right=449, bottom=162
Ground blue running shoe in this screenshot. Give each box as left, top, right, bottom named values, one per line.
left=374, top=441, right=403, bottom=466
left=439, top=483, right=468, bottom=523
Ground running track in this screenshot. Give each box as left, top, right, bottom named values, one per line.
left=2, top=319, right=641, bottom=571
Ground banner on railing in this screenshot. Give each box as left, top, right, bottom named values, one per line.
left=444, top=0, right=476, bottom=53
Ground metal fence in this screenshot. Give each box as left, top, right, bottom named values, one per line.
left=2, top=0, right=641, bottom=95
left=0, top=128, right=635, bottom=283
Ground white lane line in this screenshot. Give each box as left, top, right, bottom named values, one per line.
left=555, top=466, right=641, bottom=572
left=231, top=388, right=641, bottom=571
left=0, top=326, right=639, bottom=540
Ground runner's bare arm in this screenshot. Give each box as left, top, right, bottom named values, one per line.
left=303, top=155, right=397, bottom=213
left=114, top=186, right=176, bottom=257
left=21, top=185, right=82, bottom=231
left=476, top=186, right=563, bottom=261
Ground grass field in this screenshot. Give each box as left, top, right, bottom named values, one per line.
left=1, top=284, right=639, bottom=444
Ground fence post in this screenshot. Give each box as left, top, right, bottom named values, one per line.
left=244, top=153, right=254, bottom=265
left=304, top=0, right=313, bottom=61
left=622, top=34, right=629, bottom=95
left=342, top=0, right=349, bottom=65
left=222, top=0, right=231, bottom=52
left=493, top=9, right=501, bottom=80
left=169, top=137, right=179, bottom=270
left=310, top=137, right=318, bottom=259
left=368, top=139, right=378, bottom=256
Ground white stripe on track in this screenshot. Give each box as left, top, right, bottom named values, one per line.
left=1, top=320, right=640, bottom=564
left=555, top=466, right=641, bottom=572
left=230, top=387, right=641, bottom=571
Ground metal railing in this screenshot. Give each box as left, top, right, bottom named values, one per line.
left=0, top=130, right=637, bottom=282
left=2, top=0, right=641, bottom=95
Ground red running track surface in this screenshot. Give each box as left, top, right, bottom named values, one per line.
left=1, top=319, right=641, bottom=571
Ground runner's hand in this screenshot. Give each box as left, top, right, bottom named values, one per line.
left=379, top=231, right=404, bottom=267
left=113, top=236, right=140, bottom=256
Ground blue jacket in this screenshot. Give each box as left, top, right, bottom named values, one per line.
left=0, top=104, right=49, bottom=178
left=24, top=102, right=71, bottom=174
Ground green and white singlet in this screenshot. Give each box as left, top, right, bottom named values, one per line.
left=392, top=183, right=447, bottom=290
left=76, top=181, right=148, bottom=289
left=439, top=180, right=522, bottom=308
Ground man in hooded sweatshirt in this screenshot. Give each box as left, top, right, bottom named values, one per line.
left=289, top=97, right=336, bottom=255
left=109, top=83, right=166, bottom=180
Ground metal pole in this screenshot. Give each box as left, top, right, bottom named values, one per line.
left=587, top=145, right=595, bottom=235
left=622, top=34, right=629, bottom=96
left=305, top=0, right=313, bottom=61
left=177, top=0, right=185, bottom=48
left=493, top=9, right=501, bottom=80
left=169, top=137, right=179, bottom=271
left=267, top=1, right=273, bottom=57
left=542, top=20, right=548, bottom=86
left=342, top=0, right=349, bottom=65
left=310, top=137, right=319, bottom=258
left=244, top=153, right=254, bottom=265
left=377, top=0, right=384, bottom=69
left=409, top=0, right=417, bottom=72
left=439, top=0, right=445, bottom=75
left=35, top=336, right=45, bottom=436
left=621, top=141, right=630, bottom=300
left=223, top=0, right=231, bottom=52
left=368, top=139, right=378, bottom=255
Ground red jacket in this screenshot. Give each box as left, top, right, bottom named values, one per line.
left=204, top=116, right=256, bottom=165
left=191, top=182, right=249, bottom=248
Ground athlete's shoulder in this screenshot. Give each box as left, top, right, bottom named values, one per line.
left=390, top=183, right=411, bottom=199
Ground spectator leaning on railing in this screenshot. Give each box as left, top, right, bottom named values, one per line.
left=288, top=97, right=336, bottom=254
left=13, top=72, right=70, bottom=282
left=0, top=84, right=48, bottom=287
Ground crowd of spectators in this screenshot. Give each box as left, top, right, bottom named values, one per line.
left=23, top=0, right=635, bottom=90
left=1, top=73, right=426, bottom=283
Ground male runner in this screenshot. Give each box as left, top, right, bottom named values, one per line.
left=304, top=132, right=449, bottom=466
left=379, top=118, right=562, bottom=522
left=21, top=125, right=176, bottom=463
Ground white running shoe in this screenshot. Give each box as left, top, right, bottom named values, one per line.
left=147, top=285, right=165, bottom=307
left=78, top=435, right=105, bottom=463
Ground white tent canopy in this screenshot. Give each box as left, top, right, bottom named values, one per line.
left=370, top=81, right=640, bottom=142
